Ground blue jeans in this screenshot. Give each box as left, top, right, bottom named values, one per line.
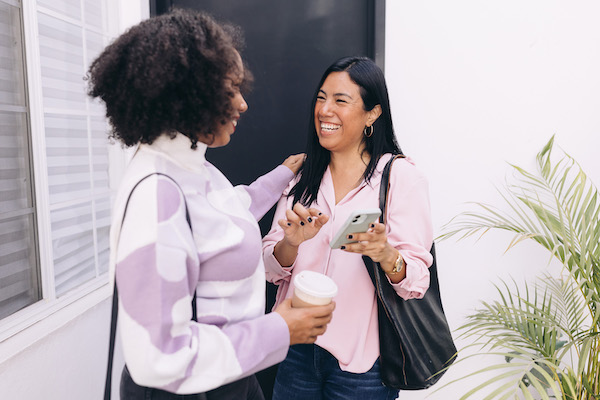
left=272, top=344, right=399, bottom=400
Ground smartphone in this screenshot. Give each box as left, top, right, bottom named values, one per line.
left=329, top=208, right=382, bottom=249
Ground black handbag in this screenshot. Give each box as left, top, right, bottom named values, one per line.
left=362, top=154, right=457, bottom=390
left=104, top=173, right=206, bottom=400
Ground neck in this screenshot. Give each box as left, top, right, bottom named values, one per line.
left=329, top=146, right=370, bottom=173
left=328, top=147, right=371, bottom=204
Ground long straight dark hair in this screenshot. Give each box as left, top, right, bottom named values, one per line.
left=290, top=56, right=402, bottom=206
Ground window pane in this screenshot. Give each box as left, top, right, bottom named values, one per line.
left=37, top=0, right=81, bottom=23
left=95, top=196, right=110, bottom=274
left=90, top=116, right=109, bottom=192
left=37, top=2, right=114, bottom=298
left=51, top=202, right=96, bottom=296
left=84, top=0, right=107, bottom=31
left=85, top=29, right=104, bottom=70
left=0, top=2, right=25, bottom=105
left=0, top=215, right=40, bottom=319
left=0, top=1, right=41, bottom=318
left=45, top=114, right=92, bottom=204
left=37, top=12, right=86, bottom=111
left=0, top=112, right=31, bottom=212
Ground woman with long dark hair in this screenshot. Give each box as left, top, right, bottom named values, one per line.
left=262, top=56, right=434, bottom=399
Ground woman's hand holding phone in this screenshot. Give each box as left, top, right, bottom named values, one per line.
left=338, top=222, right=391, bottom=261
left=329, top=209, right=381, bottom=249
left=331, top=209, right=402, bottom=281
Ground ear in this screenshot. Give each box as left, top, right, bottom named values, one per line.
left=366, top=104, right=382, bottom=127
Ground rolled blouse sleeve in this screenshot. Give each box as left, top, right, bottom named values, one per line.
left=385, top=159, right=434, bottom=299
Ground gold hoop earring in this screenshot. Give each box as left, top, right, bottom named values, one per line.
left=364, top=125, right=374, bottom=137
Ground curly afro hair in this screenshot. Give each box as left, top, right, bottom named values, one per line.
left=87, top=8, right=252, bottom=149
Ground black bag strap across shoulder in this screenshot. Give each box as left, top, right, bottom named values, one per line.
left=103, top=173, right=196, bottom=400
left=362, top=153, right=457, bottom=390
left=378, top=154, right=405, bottom=224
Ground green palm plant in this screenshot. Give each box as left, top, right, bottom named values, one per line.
left=439, top=136, right=600, bottom=399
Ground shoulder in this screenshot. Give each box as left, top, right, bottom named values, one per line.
left=130, top=174, right=183, bottom=198
left=115, top=151, right=188, bottom=216
left=391, top=157, right=427, bottom=181
left=122, top=174, right=186, bottom=223
left=282, top=172, right=301, bottom=197
left=376, top=154, right=428, bottom=188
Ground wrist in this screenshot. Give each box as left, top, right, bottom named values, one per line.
left=387, top=250, right=404, bottom=276
left=281, top=236, right=301, bottom=249
left=274, top=240, right=299, bottom=268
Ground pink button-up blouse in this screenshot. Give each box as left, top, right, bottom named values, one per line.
left=262, top=153, right=434, bottom=373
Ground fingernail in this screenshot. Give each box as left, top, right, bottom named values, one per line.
left=347, top=235, right=353, bottom=239
left=287, top=222, right=291, bottom=226
left=318, top=212, right=322, bottom=215
left=300, top=221, right=305, bottom=226
left=340, top=246, right=346, bottom=250
left=307, top=217, right=313, bottom=223
left=370, top=224, right=375, bottom=228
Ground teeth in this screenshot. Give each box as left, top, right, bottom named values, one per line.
left=232, top=120, right=238, bottom=127
left=321, top=123, right=340, bottom=131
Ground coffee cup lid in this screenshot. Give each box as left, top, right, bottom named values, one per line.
left=293, top=271, right=338, bottom=298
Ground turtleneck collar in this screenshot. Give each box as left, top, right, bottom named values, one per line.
left=139, top=133, right=209, bottom=173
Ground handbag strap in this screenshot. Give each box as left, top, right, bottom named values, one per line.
left=379, top=154, right=406, bottom=224
left=104, top=173, right=195, bottom=400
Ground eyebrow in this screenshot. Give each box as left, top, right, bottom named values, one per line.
left=318, top=89, right=353, bottom=99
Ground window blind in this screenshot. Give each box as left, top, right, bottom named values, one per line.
left=0, top=0, right=113, bottom=322
left=36, top=1, right=111, bottom=297
left=0, top=1, right=41, bottom=319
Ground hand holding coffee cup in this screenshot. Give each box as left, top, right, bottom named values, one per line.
left=292, top=270, right=338, bottom=308
left=273, top=270, right=337, bottom=344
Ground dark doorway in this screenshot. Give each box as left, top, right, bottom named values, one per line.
left=151, top=1, right=384, bottom=398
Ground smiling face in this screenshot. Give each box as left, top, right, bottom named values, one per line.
left=204, top=51, right=248, bottom=148
left=314, top=71, right=381, bottom=155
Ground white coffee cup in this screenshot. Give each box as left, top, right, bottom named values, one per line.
left=291, top=270, right=338, bottom=307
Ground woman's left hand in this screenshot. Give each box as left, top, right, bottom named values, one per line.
left=341, top=222, right=404, bottom=282
left=340, top=222, right=393, bottom=263
left=282, top=153, right=305, bottom=175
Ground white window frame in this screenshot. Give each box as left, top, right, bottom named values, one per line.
left=0, top=0, right=146, bottom=364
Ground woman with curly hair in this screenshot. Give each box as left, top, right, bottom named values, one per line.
left=88, top=9, right=334, bottom=400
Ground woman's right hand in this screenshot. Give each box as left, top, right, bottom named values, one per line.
left=278, top=203, right=329, bottom=247
left=274, top=299, right=335, bottom=345
left=281, top=153, right=305, bottom=175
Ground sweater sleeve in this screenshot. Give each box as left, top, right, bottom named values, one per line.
left=262, top=187, right=296, bottom=285
left=385, top=160, right=434, bottom=300
left=115, top=175, right=289, bottom=394
left=236, top=165, right=294, bottom=221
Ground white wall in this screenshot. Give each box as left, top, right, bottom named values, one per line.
left=0, top=300, right=113, bottom=398
left=385, top=1, right=600, bottom=398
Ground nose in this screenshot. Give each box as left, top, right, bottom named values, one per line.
left=238, top=93, right=248, bottom=113
left=317, top=99, right=333, bottom=118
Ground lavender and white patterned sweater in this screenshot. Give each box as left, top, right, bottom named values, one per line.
left=109, top=133, right=291, bottom=394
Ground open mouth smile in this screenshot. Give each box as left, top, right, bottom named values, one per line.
left=320, top=122, right=340, bottom=132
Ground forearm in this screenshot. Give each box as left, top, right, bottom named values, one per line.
left=243, top=165, right=294, bottom=220
left=273, top=239, right=299, bottom=267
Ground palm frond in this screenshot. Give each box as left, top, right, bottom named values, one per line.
left=438, top=136, right=600, bottom=399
